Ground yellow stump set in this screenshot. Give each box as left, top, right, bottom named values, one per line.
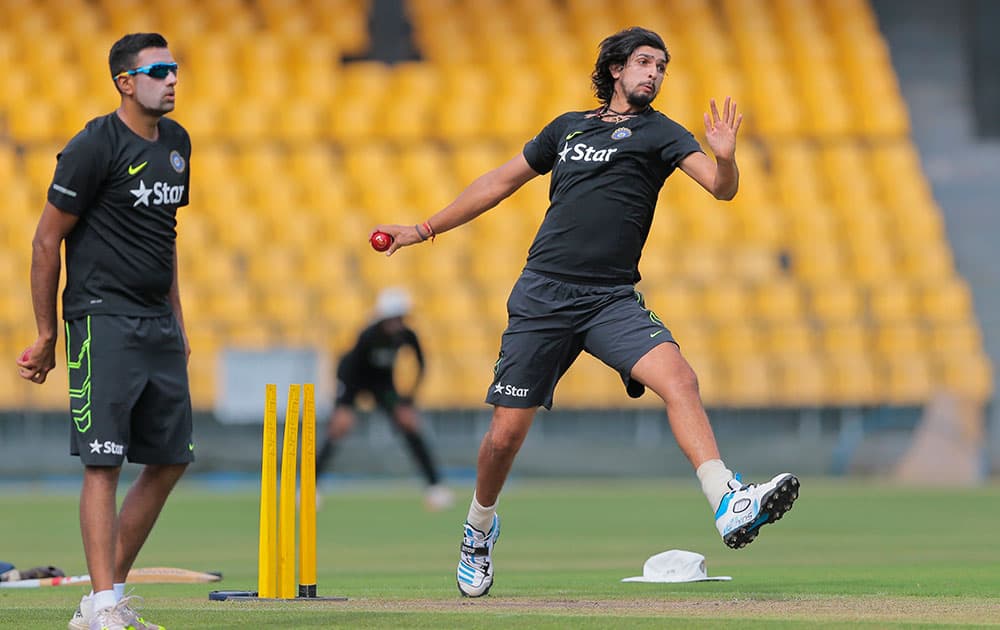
left=258, top=383, right=318, bottom=599
left=209, top=383, right=344, bottom=602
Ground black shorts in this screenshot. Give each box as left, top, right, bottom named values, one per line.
left=485, top=270, right=676, bottom=410
left=334, top=374, right=405, bottom=412
left=66, top=314, right=194, bottom=466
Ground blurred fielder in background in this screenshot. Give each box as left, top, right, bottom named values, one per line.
left=315, top=287, right=454, bottom=511
left=374, top=26, right=800, bottom=597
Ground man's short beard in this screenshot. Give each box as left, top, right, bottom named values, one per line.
left=627, top=90, right=655, bottom=109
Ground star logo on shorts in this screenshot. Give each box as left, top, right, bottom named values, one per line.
left=89, top=440, right=102, bottom=454
left=493, top=382, right=504, bottom=394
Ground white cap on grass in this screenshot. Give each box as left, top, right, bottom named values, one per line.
left=621, top=550, right=731, bottom=583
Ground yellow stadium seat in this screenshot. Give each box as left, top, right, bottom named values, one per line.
left=675, top=248, right=727, bottom=283
left=929, top=322, right=984, bottom=357
left=874, top=322, right=924, bottom=358
left=220, top=102, right=275, bottom=142
left=205, top=286, right=256, bottom=327
left=274, top=101, right=325, bottom=143
left=701, top=281, right=750, bottom=322
left=882, top=354, right=934, bottom=404
left=820, top=322, right=871, bottom=358
left=847, top=242, right=897, bottom=285
left=896, top=227, right=954, bottom=283
left=672, top=322, right=715, bottom=365
left=7, top=102, right=61, bottom=144
left=765, top=321, right=817, bottom=358
left=259, top=286, right=312, bottom=328
left=773, top=355, right=828, bottom=405
left=868, top=283, right=916, bottom=324
left=935, top=352, right=994, bottom=402
left=23, top=144, right=63, bottom=192
left=789, top=241, right=846, bottom=284
left=729, top=247, right=781, bottom=282
left=186, top=351, right=217, bottom=409
left=809, top=282, right=863, bottom=324
left=647, top=283, right=701, bottom=326
left=715, top=322, right=760, bottom=357
left=723, top=356, right=773, bottom=407
left=797, top=67, right=855, bottom=137
left=920, top=279, right=974, bottom=324
left=225, top=320, right=274, bottom=349
left=752, top=280, right=805, bottom=323
left=826, top=353, right=879, bottom=405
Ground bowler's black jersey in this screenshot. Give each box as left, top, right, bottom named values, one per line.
left=522, top=108, right=701, bottom=285
left=48, top=113, right=191, bottom=320
left=338, top=321, right=425, bottom=386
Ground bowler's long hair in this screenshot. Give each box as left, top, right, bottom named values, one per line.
left=591, top=27, right=669, bottom=105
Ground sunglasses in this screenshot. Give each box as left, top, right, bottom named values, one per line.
left=114, top=62, right=178, bottom=80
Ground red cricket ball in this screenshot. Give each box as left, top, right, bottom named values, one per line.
left=370, top=231, right=393, bottom=252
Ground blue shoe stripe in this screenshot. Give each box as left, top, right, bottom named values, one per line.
left=714, top=491, right=733, bottom=519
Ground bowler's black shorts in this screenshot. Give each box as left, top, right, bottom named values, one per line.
left=485, top=270, right=676, bottom=409
left=66, top=315, right=194, bottom=466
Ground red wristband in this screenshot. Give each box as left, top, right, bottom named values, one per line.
left=422, top=221, right=436, bottom=242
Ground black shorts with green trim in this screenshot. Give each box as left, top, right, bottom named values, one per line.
left=484, top=270, right=676, bottom=410
left=66, top=314, right=194, bottom=466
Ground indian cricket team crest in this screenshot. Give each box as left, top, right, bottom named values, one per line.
left=169, top=150, right=186, bottom=173
left=611, top=127, right=632, bottom=140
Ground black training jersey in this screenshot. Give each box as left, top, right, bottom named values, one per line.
left=522, top=108, right=701, bottom=285
left=48, top=113, right=191, bottom=320
left=338, top=321, right=425, bottom=384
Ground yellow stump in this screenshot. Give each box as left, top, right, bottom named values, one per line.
left=257, top=384, right=278, bottom=599
left=299, top=383, right=317, bottom=597
left=277, top=384, right=301, bottom=599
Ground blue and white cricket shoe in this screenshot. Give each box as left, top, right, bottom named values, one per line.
left=456, top=514, right=500, bottom=597
left=715, top=473, right=799, bottom=549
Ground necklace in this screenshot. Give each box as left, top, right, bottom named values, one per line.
left=592, top=104, right=649, bottom=123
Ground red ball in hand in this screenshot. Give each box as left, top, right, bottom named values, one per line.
left=370, top=231, right=393, bottom=252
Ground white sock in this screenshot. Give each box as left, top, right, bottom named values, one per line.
left=696, top=459, right=735, bottom=512
left=113, top=582, right=125, bottom=601
left=466, top=493, right=497, bottom=533
left=92, top=589, right=117, bottom=613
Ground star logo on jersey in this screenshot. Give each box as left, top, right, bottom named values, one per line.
left=493, top=382, right=504, bottom=394
left=89, top=440, right=102, bottom=454
left=557, top=142, right=571, bottom=162
left=130, top=180, right=153, bottom=207
left=128, top=161, right=148, bottom=176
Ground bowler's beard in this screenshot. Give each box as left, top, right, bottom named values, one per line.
left=626, top=88, right=656, bottom=109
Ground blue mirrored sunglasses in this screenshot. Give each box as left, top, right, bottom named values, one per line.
left=114, top=62, right=178, bottom=80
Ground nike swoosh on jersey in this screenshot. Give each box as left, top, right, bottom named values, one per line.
left=650, top=330, right=664, bottom=338
left=128, top=161, right=148, bottom=176
left=565, top=131, right=584, bottom=140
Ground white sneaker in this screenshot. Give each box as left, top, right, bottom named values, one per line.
left=715, top=473, right=800, bottom=549
left=456, top=514, right=500, bottom=597
left=114, top=594, right=163, bottom=630
left=68, top=593, right=93, bottom=630
left=424, top=484, right=455, bottom=512
left=88, top=605, right=127, bottom=630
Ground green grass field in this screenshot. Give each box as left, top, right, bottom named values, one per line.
left=1, top=478, right=998, bottom=628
